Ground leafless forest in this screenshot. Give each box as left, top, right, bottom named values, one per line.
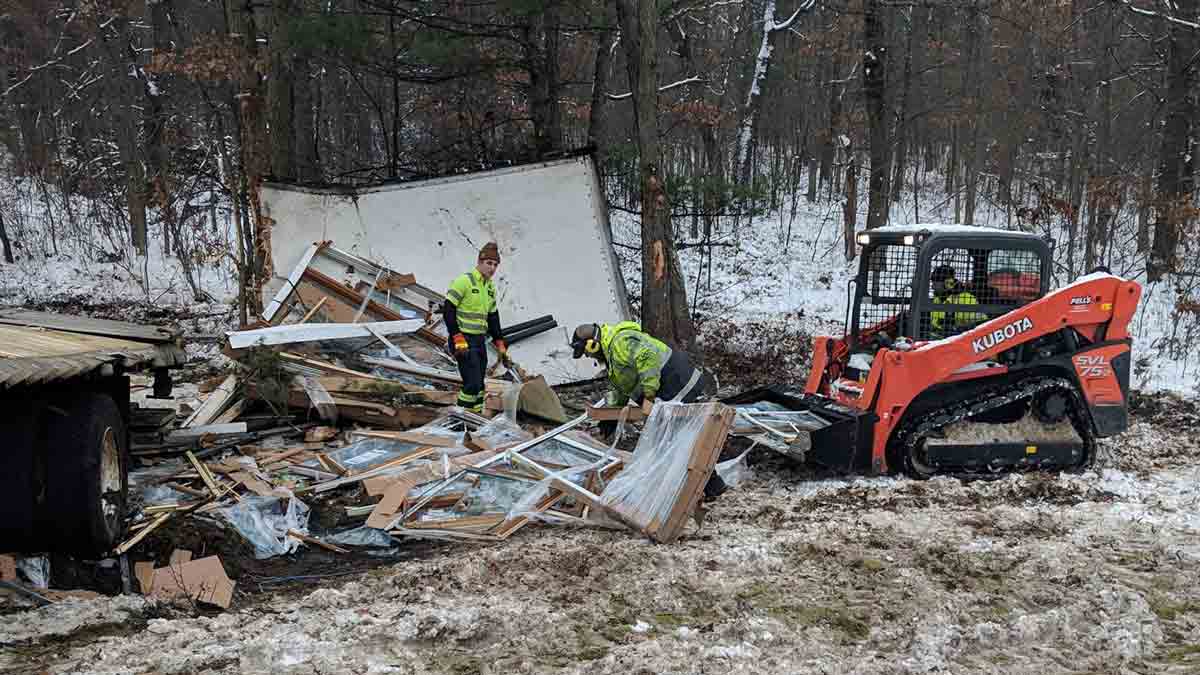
left=0, top=0, right=1196, bottom=333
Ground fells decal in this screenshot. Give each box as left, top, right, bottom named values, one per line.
left=972, top=317, right=1034, bottom=353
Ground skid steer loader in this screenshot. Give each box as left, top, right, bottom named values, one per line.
left=726, top=225, right=1142, bottom=478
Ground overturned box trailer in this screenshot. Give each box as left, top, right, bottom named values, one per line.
left=260, top=153, right=632, bottom=385
left=0, top=310, right=186, bottom=556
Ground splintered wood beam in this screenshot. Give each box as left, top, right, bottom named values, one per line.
left=263, top=241, right=325, bottom=323
left=113, top=512, right=171, bottom=555
left=298, top=296, right=328, bottom=324
left=226, top=320, right=424, bottom=350
left=182, top=374, right=238, bottom=428
left=287, top=529, right=348, bottom=554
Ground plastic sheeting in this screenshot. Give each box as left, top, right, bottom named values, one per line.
left=715, top=446, right=753, bottom=488
left=599, top=402, right=715, bottom=532
left=302, top=437, right=423, bottom=472
left=459, top=472, right=536, bottom=515
left=470, top=414, right=532, bottom=450
left=216, top=495, right=311, bottom=559
left=325, top=525, right=396, bottom=549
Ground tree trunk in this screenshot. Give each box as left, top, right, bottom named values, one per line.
left=0, top=210, right=14, bottom=264
left=269, top=0, right=297, bottom=180
left=587, top=10, right=614, bottom=161
left=735, top=1, right=814, bottom=185
left=528, top=3, right=562, bottom=157
left=863, top=0, right=890, bottom=228
left=232, top=0, right=271, bottom=314
left=1148, top=0, right=1198, bottom=281
left=615, top=0, right=695, bottom=352
left=147, top=0, right=173, bottom=257
left=844, top=152, right=859, bottom=261
left=890, top=6, right=917, bottom=206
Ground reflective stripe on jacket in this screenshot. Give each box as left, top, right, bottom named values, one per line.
left=446, top=269, right=496, bottom=335
left=931, top=290, right=985, bottom=330
left=599, top=321, right=672, bottom=405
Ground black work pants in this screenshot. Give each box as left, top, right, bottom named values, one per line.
left=450, top=333, right=487, bottom=411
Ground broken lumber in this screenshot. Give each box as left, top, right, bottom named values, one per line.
left=286, top=530, right=348, bottom=554
left=113, top=513, right=171, bottom=555
left=182, top=374, right=238, bottom=428
left=262, top=241, right=326, bottom=324
left=226, top=319, right=424, bottom=351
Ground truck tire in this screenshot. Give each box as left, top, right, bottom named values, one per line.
left=0, top=398, right=45, bottom=553
left=42, top=393, right=128, bottom=556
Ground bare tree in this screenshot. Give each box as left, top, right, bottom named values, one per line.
left=615, top=0, right=695, bottom=351
left=1148, top=0, right=1198, bottom=280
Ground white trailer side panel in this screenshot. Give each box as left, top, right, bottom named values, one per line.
left=261, top=154, right=630, bottom=385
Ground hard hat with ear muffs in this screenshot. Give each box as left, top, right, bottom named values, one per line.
left=570, top=323, right=602, bottom=359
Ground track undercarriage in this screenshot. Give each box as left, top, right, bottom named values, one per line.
left=894, top=376, right=1095, bottom=479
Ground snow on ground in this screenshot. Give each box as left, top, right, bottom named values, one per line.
left=3, top=404, right=1199, bottom=675
left=611, top=175, right=1199, bottom=397
left=2, top=171, right=1199, bottom=674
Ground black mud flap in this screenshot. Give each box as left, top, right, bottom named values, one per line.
left=722, top=386, right=877, bottom=473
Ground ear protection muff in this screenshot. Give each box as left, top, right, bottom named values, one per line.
left=585, top=323, right=601, bottom=354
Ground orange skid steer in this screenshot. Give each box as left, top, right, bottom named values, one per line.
left=726, top=225, right=1142, bottom=478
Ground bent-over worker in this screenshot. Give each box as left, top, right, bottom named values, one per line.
left=570, top=320, right=724, bottom=498
left=570, top=321, right=715, bottom=413
left=443, top=242, right=512, bottom=413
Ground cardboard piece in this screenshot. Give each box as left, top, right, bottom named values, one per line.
left=134, top=561, right=155, bottom=593
left=0, top=555, right=16, bottom=582
left=147, top=555, right=235, bottom=609
left=169, top=549, right=193, bottom=566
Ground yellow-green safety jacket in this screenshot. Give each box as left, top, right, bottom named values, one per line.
left=446, top=269, right=497, bottom=335
left=931, top=290, right=985, bottom=331
left=599, top=321, right=672, bottom=406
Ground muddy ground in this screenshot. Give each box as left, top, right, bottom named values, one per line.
left=3, top=393, right=1199, bottom=675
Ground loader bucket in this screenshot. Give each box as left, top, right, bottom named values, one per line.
left=722, top=386, right=878, bottom=473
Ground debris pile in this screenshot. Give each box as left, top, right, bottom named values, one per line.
left=103, top=241, right=739, bottom=610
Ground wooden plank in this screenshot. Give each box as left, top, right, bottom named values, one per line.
left=212, top=399, right=247, bottom=425
left=586, top=404, right=646, bottom=422
left=168, top=423, right=248, bottom=441
left=113, top=513, right=171, bottom=555
left=298, top=296, right=328, bottom=324
left=365, top=473, right=425, bottom=529
left=229, top=471, right=276, bottom=497
left=351, top=430, right=462, bottom=448
left=406, top=514, right=505, bottom=531
left=286, top=529, right=348, bottom=554
left=255, top=446, right=309, bottom=466
left=226, top=320, right=424, bottom=350
left=363, top=356, right=509, bottom=393
left=293, top=282, right=380, bottom=324
left=262, top=241, right=324, bottom=323
left=301, top=268, right=413, bottom=322
left=0, top=309, right=176, bottom=343
left=182, top=374, right=238, bottom=428
left=301, top=447, right=438, bottom=494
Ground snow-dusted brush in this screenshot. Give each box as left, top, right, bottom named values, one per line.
left=726, top=224, right=1142, bottom=479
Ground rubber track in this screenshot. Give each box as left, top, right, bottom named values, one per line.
left=894, top=376, right=1096, bottom=479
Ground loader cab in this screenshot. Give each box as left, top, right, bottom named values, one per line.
left=849, top=226, right=1053, bottom=349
